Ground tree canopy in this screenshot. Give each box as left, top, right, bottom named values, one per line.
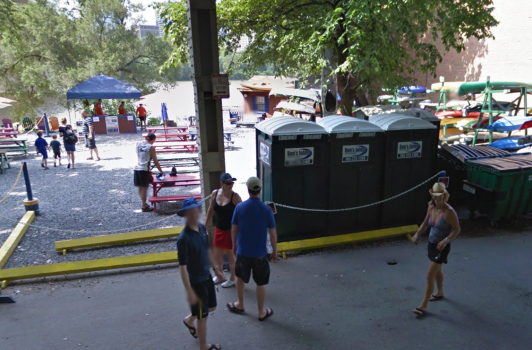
left=0, top=0, right=181, bottom=119
left=158, top=0, right=498, bottom=114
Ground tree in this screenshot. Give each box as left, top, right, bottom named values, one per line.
left=158, top=0, right=498, bottom=115
left=0, top=0, right=182, bottom=119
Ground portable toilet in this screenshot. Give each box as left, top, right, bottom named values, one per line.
left=369, top=114, right=438, bottom=228
left=255, top=117, right=329, bottom=241
left=318, top=115, right=385, bottom=235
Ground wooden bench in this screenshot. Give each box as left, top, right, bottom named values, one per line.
left=0, top=144, right=28, bottom=156
left=0, top=251, right=178, bottom=288
left=0, top=151, right=12, bottom=174
left=149, top=193, right=202, bottom=212
left=55, top=227, right=183, bottom=255
left=153, top=167, right=200, bottom=175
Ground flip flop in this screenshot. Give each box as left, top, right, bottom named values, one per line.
left=183, top=319, right=198, bottom=339
left=413, top=308, right=426, bottom=316
left=430, top=294, right=444, bottom=301
left=258, top=308, right=274, bottom=321
left=142, top=207, right=154, bottom=212
left=208, top=345, right=221, bottom=350
left=227, top=302, right=245, bottom=314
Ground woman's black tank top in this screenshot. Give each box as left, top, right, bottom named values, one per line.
left=213, top=190, right=236, bottom=230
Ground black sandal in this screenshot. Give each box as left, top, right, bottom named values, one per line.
left=413, top=308, right=426, bottom=316
left=208, top=345, right=221, bottom=350
left=258, top=308, right=274, bottom=321
left=227, top=302, right=245, bottom=314
left=142, top=206, right=154, bottom=212
left=183, top=319, right=198, bottom=339
left=430, top=294, right=444, bottom=301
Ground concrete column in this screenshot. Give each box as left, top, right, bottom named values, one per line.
left=187, top=0, right=225, bottom=205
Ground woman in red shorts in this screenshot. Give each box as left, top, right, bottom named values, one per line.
left=206, top=173, right=242, bottom=288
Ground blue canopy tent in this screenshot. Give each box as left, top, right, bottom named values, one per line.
left=66, top=75, right=141, bottom=134
left=66, top=75, right=142, bottom=100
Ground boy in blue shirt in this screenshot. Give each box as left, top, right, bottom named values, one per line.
left=227, top=177, right=277, bottom=322
left=177, top=197, right=222, bottom=350
left=34, top=131, right=50, bottom=170
left=50, top=134, right=62, bottom=167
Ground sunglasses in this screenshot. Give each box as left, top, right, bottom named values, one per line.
left=224, top=181, right=234, bottom=186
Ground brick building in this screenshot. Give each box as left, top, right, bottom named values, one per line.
left=415, top=1, right=532, bottom=88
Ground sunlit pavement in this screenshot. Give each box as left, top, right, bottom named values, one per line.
left=1, top=233, right=531, bottom=350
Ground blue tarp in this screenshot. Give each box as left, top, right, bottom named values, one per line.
left=66, top=75, right=142, bottom=100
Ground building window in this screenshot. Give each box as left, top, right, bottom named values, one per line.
left=256, top=96, right=266, bottom=111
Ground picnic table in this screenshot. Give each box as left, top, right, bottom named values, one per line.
left=146, top=126, right=188, bottom=133
left=144, top=132, right=189, bottom=141
left=153, top=153, right=200, bottom=168
left=152, top=141, right=197, bottom=153
left=0, top=136, right=28, bottom=156
left=0, top=132, right=18, bottom=138
left=149, top=173, right=201, bottom=212
left=0, top=127, right=15, bottom=132
left=189, top=131, right=234, bottom=149
left=0, top=151, right=11, bottom=174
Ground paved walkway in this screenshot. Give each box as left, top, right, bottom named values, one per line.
left=1, top=234, right=531, bottom=350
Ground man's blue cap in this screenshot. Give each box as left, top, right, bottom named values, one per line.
left=177, top=197, right=203, bottom=217
left=220, top=173, right=236, bottom=183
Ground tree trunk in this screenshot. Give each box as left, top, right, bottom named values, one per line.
left=337, top=71, right=354, bottom=116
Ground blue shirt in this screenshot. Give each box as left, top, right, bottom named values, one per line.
left=50, top=140, right=61, bottom=154
left=177, top=224, right=210, bottom=284
left=232, top=197, right=276, bottom=258
left=34, top=137, right=48, bottom=153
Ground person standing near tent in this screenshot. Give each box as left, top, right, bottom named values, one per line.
left=94, top=99, right=107, bottom=116
left=82, top=111, right=101, bottom=161
left=118, top=101, right=127, bottom=115
left=136, top=104, right=148, bottom=131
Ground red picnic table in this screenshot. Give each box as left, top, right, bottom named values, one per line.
left=0, top=128, right=15, bottom=132
left=152, top=141, right=197, bottom=153
left=149, top=173, right=202, bottom=212
left=143, top=132, right=189, bottom=141
left=0, top=132, right=19, bottom=138
left=146, top=126, right=188, bottom=133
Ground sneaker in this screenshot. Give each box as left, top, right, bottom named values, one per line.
left=213, top=275, right=225, bottom=284
left=221, top=279, right=235, bottom=288
left=41, top=163, right=44, bottom=168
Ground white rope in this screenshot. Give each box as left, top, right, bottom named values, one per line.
left=266, top=171, right=443, bottom=212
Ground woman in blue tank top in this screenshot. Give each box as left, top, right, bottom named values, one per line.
left=411, top=182, right=461, bottom=316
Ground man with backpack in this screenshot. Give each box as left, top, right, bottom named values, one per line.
left=62, top=122, right=78, bottom=169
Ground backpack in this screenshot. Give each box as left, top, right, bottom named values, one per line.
left=65, top=128, right=78, bottom=145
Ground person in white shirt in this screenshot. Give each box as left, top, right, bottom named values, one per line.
left=134, top=133, right=164, bottom=212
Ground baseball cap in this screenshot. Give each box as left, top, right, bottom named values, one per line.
left=220, top=173, right=236, bottom=183
left=246, top=177, right=262, bottom=191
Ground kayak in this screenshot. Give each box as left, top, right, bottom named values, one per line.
left=397, top=86, right=426, bottom=94
left=489, top=137, right=532, bottom=151
left=487, top=116, right=532, bottom=132
left=436, top=110, right=463, bottom=118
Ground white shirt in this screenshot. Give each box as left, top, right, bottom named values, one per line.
left=135, top=141, right=153, bottom=171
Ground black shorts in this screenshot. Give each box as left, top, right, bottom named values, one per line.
left=190, top=276, right=217, bottom=319
left=139, top=116, right=146, bottom=122
left=85, top=137, right=97, bottom=149
left=53, top=151, right=61, bottom=159
left=133, top=170, right=151, bottom=187
left=428, top=242, right=451, bottom=264
left=235, top=255, right=270, bottom=286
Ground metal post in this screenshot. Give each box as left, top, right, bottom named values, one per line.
left=43, top=113, right=50, bottom=138
left=22, top=162, right=39, bottom=215
left=187, top=0, right=225, bottom=216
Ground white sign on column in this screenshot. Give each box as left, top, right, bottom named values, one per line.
left=212, top=73, right=230, bottom=99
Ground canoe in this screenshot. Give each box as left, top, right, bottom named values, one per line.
left=489, top=137, right=532, bottom=151
left=457, top=81, right=532, bottom=96
left=397, top=86, right=426, bottom=94
left=436, top=110, right=463, bottom=118
left=487, top=116, right=532, bottom=132
left=274, top=101, right=316, bottom=115
left=430, top=82, right=465, bottom=92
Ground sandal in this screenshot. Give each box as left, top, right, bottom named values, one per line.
left=430, top=294, right=444, bottom=301
left=183, top=319, right=198, bottom=339
left=413, top=308, right=426, bottom=316
left=142, top=206, right=154, bottom=212
left=96, top=157, right=101, bottom=161
left=227, top=302, right=245, bottom=314
left=207, top=345, right=221, bottom=350
left=258, top=308, right=274, bottom=321
left=86, top=157, right=93, bottom=160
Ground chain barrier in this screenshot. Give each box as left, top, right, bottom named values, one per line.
left=0, top=166, right=24, bottom=205
left=266, top=171, right=443, bottom=212
left=0, top=167, right=212, bottom=234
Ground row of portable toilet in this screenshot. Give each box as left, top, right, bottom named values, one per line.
left=255, top=114, right=439, bottom=242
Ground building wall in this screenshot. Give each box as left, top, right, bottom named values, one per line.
left=242, top=91, right=284, bottom=115
left=414, top=1, right=532, bottom=87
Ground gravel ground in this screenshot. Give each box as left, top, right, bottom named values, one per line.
left=1, top=123, right=532, bottom=271
left=0, top=125, right=256, bottom=269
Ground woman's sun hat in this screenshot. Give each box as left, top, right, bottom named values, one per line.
left=429, top=182, right=450, bottom=201
left=177, top=197, right=203, bottom=217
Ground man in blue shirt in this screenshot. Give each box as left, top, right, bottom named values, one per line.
left=177, top=197, right=221, bottom=350
left=227, top=177, right=277, bottom=322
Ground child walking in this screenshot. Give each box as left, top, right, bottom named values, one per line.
left=34, top=131, right=50, bottom=170
left=50, top=134, right=62, bottom=167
